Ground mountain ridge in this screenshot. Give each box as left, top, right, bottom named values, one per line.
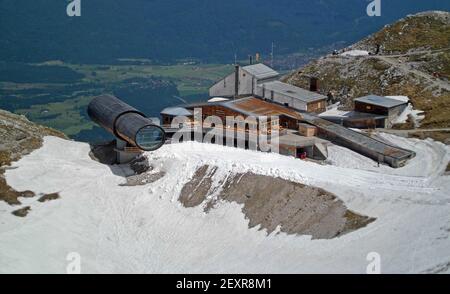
left=284, top=11, right=450, bottom=128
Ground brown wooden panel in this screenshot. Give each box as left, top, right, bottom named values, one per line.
left=307, top=99, right=326, bottom=113
left=354, top=101, right=389, bottom=115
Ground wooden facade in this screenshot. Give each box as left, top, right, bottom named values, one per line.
left=307, top=100, right=326, bottom=113
left=354, top=100, right=407, bottom=127
left=161, top=114, right=172, bottom=126
left=162, top=97, right=304, bottom=135
left=354, top=101, right=390, bottom=115
left=199, top=104, right=285, bottom=134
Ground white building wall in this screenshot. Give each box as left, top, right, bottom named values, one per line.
left=209, top=66, right=271, bottom=98
left=238, top=67, right=256, bottom=96
left=209, top=72, right=236, bottom=98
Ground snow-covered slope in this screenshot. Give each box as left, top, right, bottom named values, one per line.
left=1, top=136, right=450, bottom=274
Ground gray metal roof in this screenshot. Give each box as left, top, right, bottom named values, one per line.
left=354, top=95, right=408, bottom=108
left=242, top=63, right=279, bottom=80
left=259, top=81, right=327, bottom=103
left=301, top=112, right=415, bottom=162
left=160, top=107, right=193, bottom=116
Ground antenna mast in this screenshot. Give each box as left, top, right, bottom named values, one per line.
left=270, top=42, right=275, bottom=68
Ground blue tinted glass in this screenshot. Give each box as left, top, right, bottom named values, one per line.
left=136, top=126, right=164, bottom=151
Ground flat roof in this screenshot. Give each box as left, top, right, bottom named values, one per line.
left=242, top=63, right=280, bottom=80
left=208, top=97, right=230, bottom=103
left=354, top=95, right=408, bottom=108
left=298, top=123, right=317, bottom=128
left=160, top=107, right=193, bottom=116
left=320, top=110, right=387, bottom=120
left=259, top=81, right=327, bottom=103
left=276, top=130, right=328, bottom=147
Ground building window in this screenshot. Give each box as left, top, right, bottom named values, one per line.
left=366, top=105, right=372, bottom=110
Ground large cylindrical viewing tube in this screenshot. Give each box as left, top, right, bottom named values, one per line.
left=87, top=94, right=166, bottom=151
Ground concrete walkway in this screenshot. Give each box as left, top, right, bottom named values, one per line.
left=376, top=128, right=450, bottom=135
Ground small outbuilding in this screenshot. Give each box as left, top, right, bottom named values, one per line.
left=354, top=95, right=408, bottom=127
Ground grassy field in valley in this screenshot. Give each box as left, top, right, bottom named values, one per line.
left=0, top=61, right=233, bottom=140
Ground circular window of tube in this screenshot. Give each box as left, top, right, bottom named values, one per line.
left=135, top=125, right=166, bottom=151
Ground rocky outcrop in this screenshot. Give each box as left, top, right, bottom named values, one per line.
left=179, top=165, right=375, bottom=239
left=0, top=109, right=66, bottom=206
